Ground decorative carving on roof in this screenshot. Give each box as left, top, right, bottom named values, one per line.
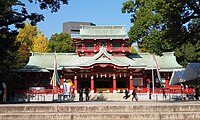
left=96, top=54, right=111, bottom=61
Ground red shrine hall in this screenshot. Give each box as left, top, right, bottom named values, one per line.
left=18, top=25, right=187, bottom=94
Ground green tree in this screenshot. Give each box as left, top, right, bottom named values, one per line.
left=175, top=20, right=200, bottom=66
left=0, top=0, right=69, bottom=84
left=32, top=31, right=49, bottom=52
left=1, top=0, right=69, bottom=30
left=48, top=33, right=75, bottom=53
left=122, top=0, right=200, bottom=66
left=0, top=30, right=19, bottom=81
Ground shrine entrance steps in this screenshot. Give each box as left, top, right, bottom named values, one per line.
left=0, top=101, right=200, bottom=120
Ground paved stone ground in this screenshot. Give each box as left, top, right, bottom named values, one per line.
left=60, top=100, right=200, bottom=106
left=25, top=93, right=193, bottom=102
left=1, top=100, right=200, bottom=106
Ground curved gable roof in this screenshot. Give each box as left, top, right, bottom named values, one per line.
left=78, top=47, right=146, bottom=68
left=129, top=52, right=182, bottom=71
left=79, top=47, right=129, bottom=67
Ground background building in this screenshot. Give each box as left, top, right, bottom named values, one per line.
left=63, top=21, right=96, bottom=34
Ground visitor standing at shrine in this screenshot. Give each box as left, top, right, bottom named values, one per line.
left=84, top=86, right=89, bottom=101
left=63, top=79, right=70, bottom=100
left=79, top=87, right=83, bottom=101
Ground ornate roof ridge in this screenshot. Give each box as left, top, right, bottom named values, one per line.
left=81, top=25, right=124, bottom=29
left=31, top=52, right=77, bottom=56
left=138, top=52, right=175, bottom=56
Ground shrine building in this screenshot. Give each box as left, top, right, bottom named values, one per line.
left=20, top=25, right=182, bottom=93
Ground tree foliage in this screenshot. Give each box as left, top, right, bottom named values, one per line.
left=48, top=33, right=75, bottom=53
left=175, top=20, right=200, bottom=66
left=0, top=30, right=19, bottom=81
left=122, top=0, right=200, bottom=66
left=15, top=45, right=30, bottom=68
left=0, top=0, right=69, bottom=83
left=17, top=22, right=37, bottom=51
left=32, top=31, right=49, bottom=52
left=16, top=23, right=49, bottom=69
left=1, top=0, right=68, bottom=30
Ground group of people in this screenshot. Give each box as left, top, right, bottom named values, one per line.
left=123, top=89, right=138, bottom=101
left=63, top=79, right=75, bottom=101
left=79, top=86, right=90, bottom=101
left=62, top=79, right=139, bottom=102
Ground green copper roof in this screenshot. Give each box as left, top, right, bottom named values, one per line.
left=24, top=51, right=182, bottom=71
left=26, top=52, right=80, bottom=69
left=78, top=25, right=128, bottom=39
left=129, top=52, right=182, bottom=71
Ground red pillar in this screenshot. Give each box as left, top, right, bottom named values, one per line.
left=129, top=75, right=133, bottom=92
left=91, top=76, right=94, bottom=93
left=165, top=79, right=169, bottom=88
left=59, top=78, right=64, bottom=94
left=113, top=74, right=116, bottom=93
left=74, top=76, right=77, bottom=93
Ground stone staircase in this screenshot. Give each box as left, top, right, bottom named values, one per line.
left=0, top=102, right=200, bottom=120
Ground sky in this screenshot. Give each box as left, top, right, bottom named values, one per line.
left=25, top=0, right=132, bottom=39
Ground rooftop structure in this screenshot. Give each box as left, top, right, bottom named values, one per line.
left=63, top=21, right=96, bottom=34
left=73, top=25, right=129, bottom=56
left=79, top=25, right=128, bottom=39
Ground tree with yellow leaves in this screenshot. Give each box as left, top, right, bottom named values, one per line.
left=32, top=31, right=49, bottom=52
left=130, top=45, right=137, bottom=54
left=17, top=22, right=37, bottom=51
left=16, top=22, right=49, bottom=69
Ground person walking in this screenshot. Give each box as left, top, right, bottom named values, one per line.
left=123, top=89, right=130, bottom=100
left=132, top=89, right=138, bottom=101
left=84, top=86, right=89, bottom=101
